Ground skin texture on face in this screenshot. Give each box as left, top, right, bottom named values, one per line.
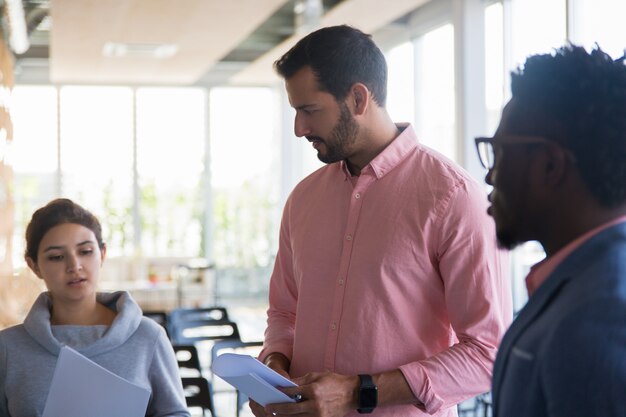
left=27, top=223, right=106, bottom=306
left=286, top=66, right=360, bottom=165
left=485, top=100, right=537, bottom=250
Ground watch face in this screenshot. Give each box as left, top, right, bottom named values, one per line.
left=360, top=386, right=377, bottom=408
left=358, top=375, right=378, bottom=413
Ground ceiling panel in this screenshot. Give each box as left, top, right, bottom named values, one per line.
left=230, top=0, right=432, bottom=85
left=49, top=0, right=290, bottom=84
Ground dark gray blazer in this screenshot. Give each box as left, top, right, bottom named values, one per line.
left=492, top=222, right=626, bottom=417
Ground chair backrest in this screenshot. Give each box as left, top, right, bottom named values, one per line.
left=169, top=307, right=229, bottom=325
left=173, top=345, right=202, bottom=376
left=171, top=319, right=241, bottom=345
left=168, top=307, right=230, bottom=342
left=181, top=377, right=214, bottom=416
left=210, top=339, right=263, bottom=369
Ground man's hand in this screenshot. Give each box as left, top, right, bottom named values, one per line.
left=250, top=352, right=292, bottom=417
left=264, top=371, right=359, bottom=417
left=264, top=352, right=291, bottom=379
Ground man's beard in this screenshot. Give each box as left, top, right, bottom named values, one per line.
left=496, top=228, right=523, bottom=251
left=315, top=103, right=359, bottom=164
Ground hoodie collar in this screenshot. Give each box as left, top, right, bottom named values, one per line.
left=23, top=291, right=142, bottom=356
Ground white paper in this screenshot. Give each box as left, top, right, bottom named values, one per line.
left=212, top=353, right=297, bottom=406
left=42, top=346, right=151, bottom=417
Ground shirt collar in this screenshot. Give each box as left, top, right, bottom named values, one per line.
left=526, top=215, right=626, bottom=295
left=340, top=123, right=417, bottom=179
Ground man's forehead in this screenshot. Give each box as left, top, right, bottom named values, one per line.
left=496, top=99, right=518, bottom=135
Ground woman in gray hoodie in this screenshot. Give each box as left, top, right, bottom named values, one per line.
left=0, top=198, right=190, bottom=417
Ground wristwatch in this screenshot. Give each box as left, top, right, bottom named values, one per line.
left=357, top=374, right=378, bottom=414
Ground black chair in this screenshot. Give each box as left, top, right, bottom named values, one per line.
left=181, top=377, right=215, bottom=417
left=170, top=319, right=241, bottom=346
left=168, top=307, right=230, bottom=342
left=169, top=306, right=229, bottom=330
left=173, top=345, right=202, bottom=377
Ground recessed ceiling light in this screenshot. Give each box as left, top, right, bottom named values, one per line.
left=102, top=42, right=179, bottom=59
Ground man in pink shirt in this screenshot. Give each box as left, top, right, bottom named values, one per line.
left=251, top=25, right=512, bottom=417
left=479, top=45, right=626, bottom=416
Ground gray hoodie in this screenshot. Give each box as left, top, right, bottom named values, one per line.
left=0, top=291, right=190, bottom=417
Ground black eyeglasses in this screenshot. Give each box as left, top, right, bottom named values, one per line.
left=474, top=135, right=552, bottom=170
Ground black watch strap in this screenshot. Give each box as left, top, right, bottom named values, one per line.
left=357, top=374, right=378, bottom=414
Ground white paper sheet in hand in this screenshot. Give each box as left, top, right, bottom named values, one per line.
left=212, top=353, right=297, bottom=406
left=42, top=346, right=151, bottom=417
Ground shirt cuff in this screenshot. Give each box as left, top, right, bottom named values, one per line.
left=399, top=362, right=444, bottom=414
left=258, top=344, right=293, bottom=364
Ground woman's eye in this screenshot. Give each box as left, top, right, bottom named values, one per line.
left=48, top=255, right=63, bottom=261
left=81, top=249, right=94, bottom=256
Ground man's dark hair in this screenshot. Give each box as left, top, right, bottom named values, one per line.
left=509, top=45, right=626, bottom=207
left=274, top=25, right=388, bottom=106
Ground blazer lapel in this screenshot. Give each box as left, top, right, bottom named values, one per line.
left=493, top=268, right=571, bottom=405
left=493, top=222, right=626, bottom=409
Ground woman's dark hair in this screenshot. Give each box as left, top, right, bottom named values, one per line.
left=274, top=25, right=388, bottom=106
left=25, top=198, right=105, bottom=262
left=509, top=45, right=626, bottom=207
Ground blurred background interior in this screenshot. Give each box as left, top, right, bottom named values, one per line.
left=0, top=0, right=623, bottom=415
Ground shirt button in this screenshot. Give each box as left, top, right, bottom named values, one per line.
left=355, top=192, right=361, bottom=199
left=346, top=235, right=352, bottom=241
left=331, top=322, right=337, bottom=330
left=338, top=278, right=344, bottom=286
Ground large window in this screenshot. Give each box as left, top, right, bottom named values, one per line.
left=386, top=41, right=415, bottom=125
left=10, top=86, right=58, bottom=263
left=8, top=0, right=625, bottom=302
left=136, top=88, right=206, bottom=258
left=484, top=2, right=504, bottom=134
left=570, top=0, right=626, bottom=59
left=10, top=86, right=280, bottom=289
left=414, top=23, right=457, bottom=161
left=508, top=0, right=567, bottom=69
left=59, top=86, right=134, bottom=257
left=209, top=87, right=280, bottom=273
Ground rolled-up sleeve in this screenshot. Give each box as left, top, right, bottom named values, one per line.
left=400, top=181, right=512, bottom=413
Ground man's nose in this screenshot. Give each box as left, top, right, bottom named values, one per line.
left=294, top=114, right=311, bottom=137
left=485, top=168, right=495, bottom=186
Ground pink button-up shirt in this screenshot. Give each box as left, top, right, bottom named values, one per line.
left=262, top=124, right=512, bottom=416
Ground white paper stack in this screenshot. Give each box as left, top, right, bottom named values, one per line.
left=212, top=353, right=298, bottom=406
left=42, top=346, right=151, bottom=417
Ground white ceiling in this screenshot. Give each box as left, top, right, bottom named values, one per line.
left=41, top=0, right=432, bottom=86
left=49, top=0, right=290, bottom=85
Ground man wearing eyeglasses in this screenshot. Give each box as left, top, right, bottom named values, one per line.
left=479, top=45, right=626, bottom=417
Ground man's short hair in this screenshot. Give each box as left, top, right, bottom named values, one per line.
left=274, top=25, right=388, bottom=106
left=509, top=45, right=626, bottom=207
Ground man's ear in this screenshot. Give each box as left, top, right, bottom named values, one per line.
left=541, top=142, right=571, bottom=187
left=349, top=83, right=370, bottom=116
left=26, top=257, right=43, bottom=279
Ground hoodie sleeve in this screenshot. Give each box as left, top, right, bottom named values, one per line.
left=145, top=326, right=190, bottom=417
